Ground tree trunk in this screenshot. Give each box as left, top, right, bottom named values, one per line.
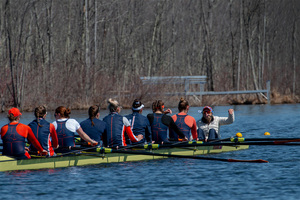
left=5, top=0, right=18, bottom=107
left=292, top=18, right=297, bottom=97
left=237, top=0, right=244, bottom=91
left=85, top=0, right=91, bottom=104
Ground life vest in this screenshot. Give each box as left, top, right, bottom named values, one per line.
left=56, top=120, right=75, bottom=147
left=151, top=113, right=169, bottom=144
left=170, top=114, right=191, bottom=140
left=28, top=119, right=53, bottom=156
left=2, top=123, right=29, bottom=159
left=126, top=112, right=147, bottom=144
left=103, top=113, right=126, bottom=147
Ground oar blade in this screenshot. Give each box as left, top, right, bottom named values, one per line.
left=227, top=158, right=269, bottom=163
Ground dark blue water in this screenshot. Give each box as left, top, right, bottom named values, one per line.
left=0, top=104, right=300, bottom=200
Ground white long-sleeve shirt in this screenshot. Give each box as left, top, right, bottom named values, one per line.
left=196, top=112, right=234, bottom=138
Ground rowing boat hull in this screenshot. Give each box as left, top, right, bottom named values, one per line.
left=0, top=145, right=249, bottom=172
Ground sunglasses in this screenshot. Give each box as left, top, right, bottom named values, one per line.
left=203, top=110, right=211, bottom=114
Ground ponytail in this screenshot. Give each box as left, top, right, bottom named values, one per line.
left=88, top=105, right=99, bottom=126
left=34, top=106, right=47, bottom=127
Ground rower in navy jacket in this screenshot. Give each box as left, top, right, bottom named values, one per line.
left=147, top=100, right=187, bottom=144
left=103, top=98, right=143, bottom=148
left=52, top=106, right=97, bottom=152
left=80, top=105, right=107, bottom=147
left=28, top=106, right=59, bottom=157
left=125, top=99, right=152, bottom=144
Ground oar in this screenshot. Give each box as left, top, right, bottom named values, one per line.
left=154, top=141, right=300, bottom=148
left=53, top=142, right=145, bottom=157
left=207, top=137, right=233, bottom=143
left=51, top=145, right=268, bottom=163
left=54, top=145, right=100, bottom=157
left=102, top=149, right=268, bottom=163
left=245, top=138, right=300, bottom=142
left=209, top=138, right=300, bottom=142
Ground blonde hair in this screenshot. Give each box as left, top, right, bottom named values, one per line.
left=107, top=98, right=120, bottom=112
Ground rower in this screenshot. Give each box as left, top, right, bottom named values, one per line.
left=147, top=100, right=187, bottom=144
left=102, top=98, right=143, bottom=148
left=197, top=106, right=235, bottom=141
left=125, top=99, right=152, bottom=144
left=0, top=107, right=47, bottom=159
left=170, top=98, right=197, bottom=141
left=80, top=105, right=107, bottom=147
left=52, top=106, right=97, bottom=152
left=28, top=106, right=59, bottom=157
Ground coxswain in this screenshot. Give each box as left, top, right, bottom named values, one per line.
left=28, top=106, right=59, bottom=157
left=80, top=105, right=107, bottom=147
left=147, top=100, right=187, bottom=144
left=197, top=106, right=235, bottom=141
left=0, top=107, right=46, bottom=159
left=125, top=99, right=152, bottom=144
left=52, top=106, right=97, bottom=152
left=170, top=98, right=197, bottom=141
left=102, top=98, right=143, bottom=148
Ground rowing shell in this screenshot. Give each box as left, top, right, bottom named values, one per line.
left=0, top=145, right=249, bottom=172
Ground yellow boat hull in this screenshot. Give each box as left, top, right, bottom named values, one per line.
left=0, top=145, right=248, bottom=172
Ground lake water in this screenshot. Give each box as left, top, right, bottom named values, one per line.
left=0, top=104, right=300, bottom=200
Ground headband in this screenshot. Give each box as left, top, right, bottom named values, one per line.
left=132, top=104, right=144, bottom=111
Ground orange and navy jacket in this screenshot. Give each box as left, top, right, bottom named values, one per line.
left=103, top=112, right=138, bottom=147
left=125, top=112, right=152, bottom=144
left=0, top=122, right=44, bottom=159
left=171, top=113, right=197, bottom=140
left=28, top=119, right=58, bottom=156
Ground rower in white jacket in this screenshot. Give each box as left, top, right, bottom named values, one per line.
left=197, top=106, right=234, bottom=141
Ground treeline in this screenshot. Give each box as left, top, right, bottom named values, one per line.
left=0, top=0, right=299, bottom=111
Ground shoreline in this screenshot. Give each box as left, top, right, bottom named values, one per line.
left=1, top=93, right=299, bottom=113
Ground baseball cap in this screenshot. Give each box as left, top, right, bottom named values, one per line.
left=8, top=107, right=22, bottom=117
left=202, top=106, right=213, bottom=113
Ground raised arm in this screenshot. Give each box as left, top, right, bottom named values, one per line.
left=219, top=109, right=235, bottom=125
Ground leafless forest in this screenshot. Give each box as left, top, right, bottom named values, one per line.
left=0, top=0, right=299, bottom=111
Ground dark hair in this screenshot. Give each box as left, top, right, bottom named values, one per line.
left=178, top=97, right=189, bottom=112
left=132, top=99, right=143, bottom=111
left=152, top=100, right=164, bottom=113
left=88, top=105, right=99, bottom=126
left=34, top=106, right=47, bottom=127
left=55, top=106, right=71, bottom=118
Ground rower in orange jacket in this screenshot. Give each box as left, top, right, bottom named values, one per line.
left=170, top=98, right=197, bottom=141
left=0, top=107, right=46, bottom=159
